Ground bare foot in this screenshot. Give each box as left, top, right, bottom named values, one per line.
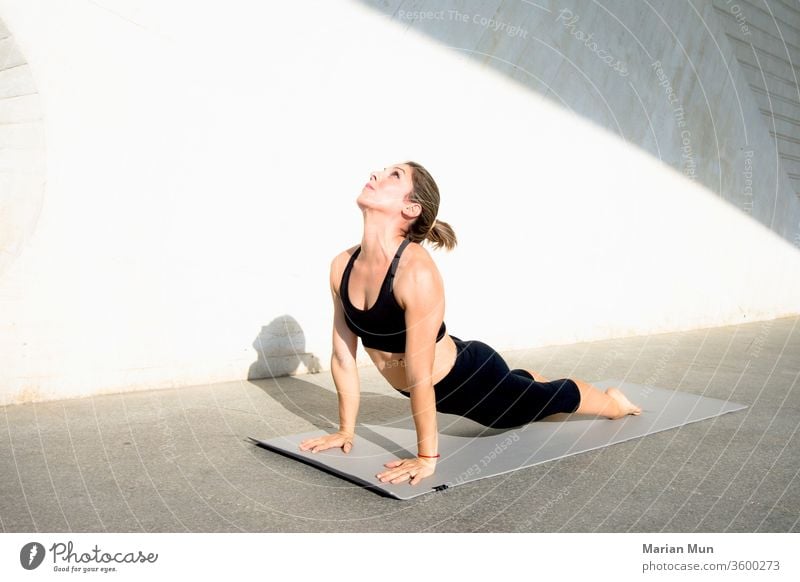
left=605, top=387, right=642, bottom=419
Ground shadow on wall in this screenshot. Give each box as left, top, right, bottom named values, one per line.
left=354, top=0, right=800, bottom=249
left=247, top=315, right=322, bottom=380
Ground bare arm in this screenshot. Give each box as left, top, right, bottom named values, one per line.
left=329, top=253, right=360, bottom=436
left=399, top=256, right=445, bottom=459
left=298, top=253, right=361, bottom=454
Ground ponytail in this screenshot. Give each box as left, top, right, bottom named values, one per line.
left=422, top=217, right=457, bottom=251
left=403, top=161, right=458, bottom=251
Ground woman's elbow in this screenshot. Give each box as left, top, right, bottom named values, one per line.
left=331, top=350, right=357, bottom=369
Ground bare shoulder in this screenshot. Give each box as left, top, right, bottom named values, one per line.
left=402, top=240, right=436, bottom=268
left=331, top=243, right=359, bottom=266
left=394, top=241, right=443, bottom=308
left=329, top=243, right=360, bottom=295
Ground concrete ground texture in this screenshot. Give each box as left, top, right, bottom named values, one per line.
left=1, top=316, right=798, bottom=533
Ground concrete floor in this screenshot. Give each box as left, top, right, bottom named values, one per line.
left=1, top=316, right=798, bottom=532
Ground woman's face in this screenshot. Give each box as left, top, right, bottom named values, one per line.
left=357, top=163, right=416, bottom=214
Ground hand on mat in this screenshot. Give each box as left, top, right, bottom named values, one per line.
left=377, top=457, right=436, bottom=486
left=298, top=431, right=354, bottom=454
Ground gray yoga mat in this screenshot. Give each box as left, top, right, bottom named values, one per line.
left=249, top=379, right=747, bottom=500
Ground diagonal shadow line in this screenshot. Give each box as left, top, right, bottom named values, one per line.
left=353, top=0, right=800, bottom=252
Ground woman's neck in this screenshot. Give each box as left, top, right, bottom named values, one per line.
left=359, top=219, right=406, bottom=266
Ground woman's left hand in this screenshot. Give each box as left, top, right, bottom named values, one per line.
left=377, top=457, right=436, bottom=486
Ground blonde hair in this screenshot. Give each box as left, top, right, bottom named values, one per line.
left=403, top=161, right=457, bottom=251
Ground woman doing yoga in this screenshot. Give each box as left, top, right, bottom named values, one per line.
left=299, top=161, right=641, bottom=486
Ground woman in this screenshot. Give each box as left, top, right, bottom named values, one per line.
left=299, top=161, right=641, bottom=486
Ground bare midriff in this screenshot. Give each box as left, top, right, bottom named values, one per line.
left=364, top=334, right=458, bottom=394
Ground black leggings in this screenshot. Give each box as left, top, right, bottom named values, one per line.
left=401, top=335, right=581, bottom=429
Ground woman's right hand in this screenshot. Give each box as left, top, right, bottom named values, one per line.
left=299, top=431, right=354, bottom=454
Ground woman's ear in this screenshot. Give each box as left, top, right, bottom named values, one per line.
left=402, top=202, right=423, bottom=220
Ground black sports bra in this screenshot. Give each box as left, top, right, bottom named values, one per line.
left=340, top=236, right=447, bottom=352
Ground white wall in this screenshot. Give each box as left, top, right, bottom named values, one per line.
left=1, top=0, right=799, bottom=405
